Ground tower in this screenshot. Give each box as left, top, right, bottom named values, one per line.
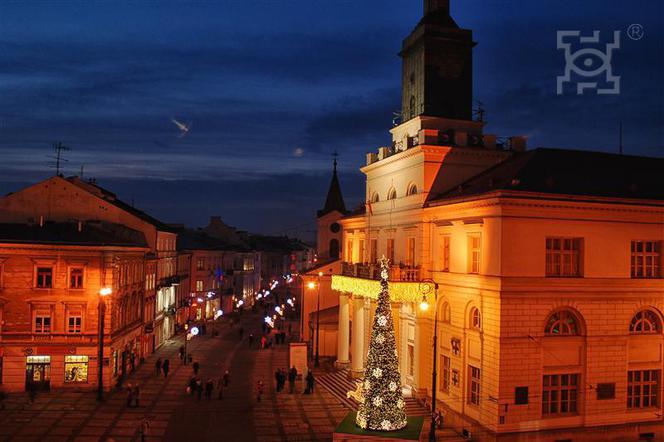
left=317, top=156, right=347, bottom=260
left=400, top=0, right=476, bottom=122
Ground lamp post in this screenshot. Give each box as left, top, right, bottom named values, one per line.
left=419, top=279, right=439, bottom=442
left=183, top=323, right=189, bottom=365
left=97, top=287, right=112, bottom=402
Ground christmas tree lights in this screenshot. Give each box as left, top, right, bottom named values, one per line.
left=356, top=256, right=407, bottom=431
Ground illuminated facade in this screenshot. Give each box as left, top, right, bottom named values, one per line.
left=326, top=1, right=664, bottom=440
left=0, top=221, right=149, bottom=392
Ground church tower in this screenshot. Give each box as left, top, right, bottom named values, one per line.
left=400, top=0, right=475, bottom=122
left=317, top=157, right=347, bottom=261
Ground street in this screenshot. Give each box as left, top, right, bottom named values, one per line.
left=0, top=313, right=348, bottom=442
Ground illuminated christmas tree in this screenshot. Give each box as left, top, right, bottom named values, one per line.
left=356, top=256, right=407, bottom=431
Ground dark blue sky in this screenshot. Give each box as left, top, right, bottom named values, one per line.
left=1, top=1, right=662, bottom=241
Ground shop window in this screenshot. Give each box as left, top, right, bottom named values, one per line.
left=628, top=370, right=660, bottom=409
left=35, top=313, right=51, bottom=334
left=36, top=267, right=53, bottom=288
left=70, top=268, right=84, bottom=289
left=64, top=355, right=89, bottom=383
left=546, top=238, right=582, bottom=277
left=542, top=373, right=579, bottom=416
left=468, top=365, right=481, bottom=405
left=631, top=241, right=660, bottom=278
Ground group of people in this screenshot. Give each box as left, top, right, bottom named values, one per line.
left=154, top=358, right=171, bottom=378
left=274, top=366, right=298, bottom=393
left=188, top=369, right=230, bottom=401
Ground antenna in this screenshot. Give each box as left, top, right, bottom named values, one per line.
left=473, top=101, right=486, bottom=123
left=49, top=142, right=71, bottom=176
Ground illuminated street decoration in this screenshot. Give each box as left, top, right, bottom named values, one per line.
left=331, top=275, right=421, bottom=303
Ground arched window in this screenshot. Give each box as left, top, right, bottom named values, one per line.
left=545, top=310, right=580, bottom=336
left=630, top=310, right=661, bottom=334
left=407, top=183, right=418, bottom=196
left=441, top=302, right=451, bottom=323
left=470, top=307, right=481, bottom=330
left=387, top=188, right=397, bottom=200
left=329, top=239, right=340, bottom=260
left=371, top=192, right=380, bottom=203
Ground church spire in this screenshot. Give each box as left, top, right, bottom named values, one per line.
left=318, top=154, right=347, bottom=218
left=424, top=0, right=449, bottom=15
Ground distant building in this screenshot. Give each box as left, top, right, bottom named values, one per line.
left=0, top=221, right=149, bottom=392
left=319, top=1, right=664, bottom=441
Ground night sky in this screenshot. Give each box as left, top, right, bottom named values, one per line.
left=0, top=1, right=662, bottom=241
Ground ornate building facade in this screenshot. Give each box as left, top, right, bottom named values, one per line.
left=327, top=1, right=664, bottom=440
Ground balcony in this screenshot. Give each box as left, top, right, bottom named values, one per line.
left=341, top=262, right=421, bottom=282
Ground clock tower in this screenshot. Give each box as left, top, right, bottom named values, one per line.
left=400, top=0, right=475, bottom=122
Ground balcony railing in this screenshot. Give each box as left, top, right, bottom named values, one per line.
left=341, top=262, right=421, bottom=282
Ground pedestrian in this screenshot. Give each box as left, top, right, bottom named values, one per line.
left=188, top=377, right=197, bottom=395
left=179, top=345, right=185, bottom=360
left=434, top=410, right=444, bottom=429
left=248, top=333, right=254, bottom=348
left=162, top=359, right=170, bottom=378
left=217, top=377, right=224, bottom=399
left=196, top=379, right=203, bottom=401
left=288, top=366, right=297, bottom=394
left=155, top=358, right=162, bottom=376
left=223, top=370, right=230, bottom=387
left=256, top=380, right=264, bottom=402
left=193, top=361, right=200, bottom=375
left=205, top=378, right=214, bottom=400
left=126, top=383, right=134, bottom=407
left=260, top=336, right=266, bottom=349
left=133, top=384, right=140, bottom=407
left=306, top=371, right=315, bottom=395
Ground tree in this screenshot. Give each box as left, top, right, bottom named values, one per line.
left=356, top=256, right=408, bottom=431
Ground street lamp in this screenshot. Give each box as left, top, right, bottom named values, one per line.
left=419, top=279, right=439, bottom=442
left=97, top=287, right=112, bottom=401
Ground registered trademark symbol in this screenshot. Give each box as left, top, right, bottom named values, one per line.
left=627, top=24, right=644, bottom=41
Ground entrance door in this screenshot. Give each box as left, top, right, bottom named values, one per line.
left=25, top=356, right=51, bottom=391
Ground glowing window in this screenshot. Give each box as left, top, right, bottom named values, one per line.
left=64, top=355, right=89, bottom=383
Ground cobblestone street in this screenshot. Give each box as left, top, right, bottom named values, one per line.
left=0, top=313, right=348, bottom=442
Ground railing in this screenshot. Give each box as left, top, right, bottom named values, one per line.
left=341, top=262, right=421, bottom=282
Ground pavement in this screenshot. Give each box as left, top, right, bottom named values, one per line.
left=0, top=312, right=349, bottom=442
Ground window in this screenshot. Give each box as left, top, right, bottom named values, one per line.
left=330, top=239, right=340, bottom=259
left=468, top=365, right=481, bottom=405
left=359, top=240, right=365, bottom=263
left=371, top=192, right=379, bottom=203
left=370, top=239, right=378, bottom=264
left=347, top=240, right=354, bottom=263
left=596, top=383, right=616, bottom=400
left=470, top=307, right=481, bottom=330
left=546, top=238, right=582, bottom=277
left=545, top=310, right=580, bottom=336
left=441, top=302, right=451, bottom=323
left=69, top=268, right=83, bottom=289
left=631, top=241, right=660, bottom=278
left=542, top=374, right=579, bottom=416
left=197, top=260, right=205, bottom=271
left=0, top=356, right=3, bottom=384
left=467, top=234, right=481, bottom=274
left=196, top=280, right=204, bottom=292
left=406, top=238, right=416, bottom=267
left=630, top=310, right=661, bottom=334
left=442, top=236, right=450, bottom=272
left=407, top=183, right=418, bottom=196
left=407, top=344, right=415, bottom=376
left=628, top=370, right=660, bottom=409
left=387, top=188, right=397, bottom=200
left=440, top=355, right=451, bottom=392
left=67, top=309, right=82, bottom=334
left=386, top=239, right=395, bottom=264
left=35, top=313, right=51, bottom=333
left=64, top=355, right=89, bottom=383
left=36, top=267, right=53, bottom=288
left=515, top=386, right=529, bottom=405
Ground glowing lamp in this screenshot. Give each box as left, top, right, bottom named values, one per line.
left=419, top=296, right=430, bottom=312
left=99, top=287, right=112, bottom=297
left=318, top=271, right=323, bottom=277
left=307, top=281, right=316, bottom=290
left=190, top=326, right=200, bottom=336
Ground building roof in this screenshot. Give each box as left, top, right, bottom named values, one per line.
left=429, top=148, right=664, bottom=204
left=245, top=234, right=311, bottom=253
left=318, top=159, right=347, bottom=218
left=0, top=221, right=148, bottom=248
left=65, top=177, right=178, bottom=233
left=176, top=228, right=246, bottom=252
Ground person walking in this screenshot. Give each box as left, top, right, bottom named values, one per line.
left=196, top=379, right=203, bottom=401
left=306, top=371, right=315, bottom=395
left=192, top=361, right=200, bottom=375
left=205, top=378, right=214, bottom=400
left=256, top=380, right=264, bottom=403
left=260, top=336, right=266, bottom=349
left=162, top=359, right=170, bottom=378
left=288, top=366, right=297, bottom=394
left=178, top=345, right=185, bottom=361
left=188, top=377, right=197, bottom=395
left=223, top=370, right=230, bottom=387
left=155, top=358, right=162, bottom=376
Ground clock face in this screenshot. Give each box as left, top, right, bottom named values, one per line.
left=330, top=222, right=341, bottom=233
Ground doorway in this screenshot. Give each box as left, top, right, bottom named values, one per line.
left=25, top=355, right=51, bottom=391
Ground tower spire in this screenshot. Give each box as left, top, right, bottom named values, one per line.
left=317, top=153, right=347, bottom=218
left=424, top=0, right=449, bottom=15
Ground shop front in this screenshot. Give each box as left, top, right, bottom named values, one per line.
left=25, top=355, right=51, bottom=391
